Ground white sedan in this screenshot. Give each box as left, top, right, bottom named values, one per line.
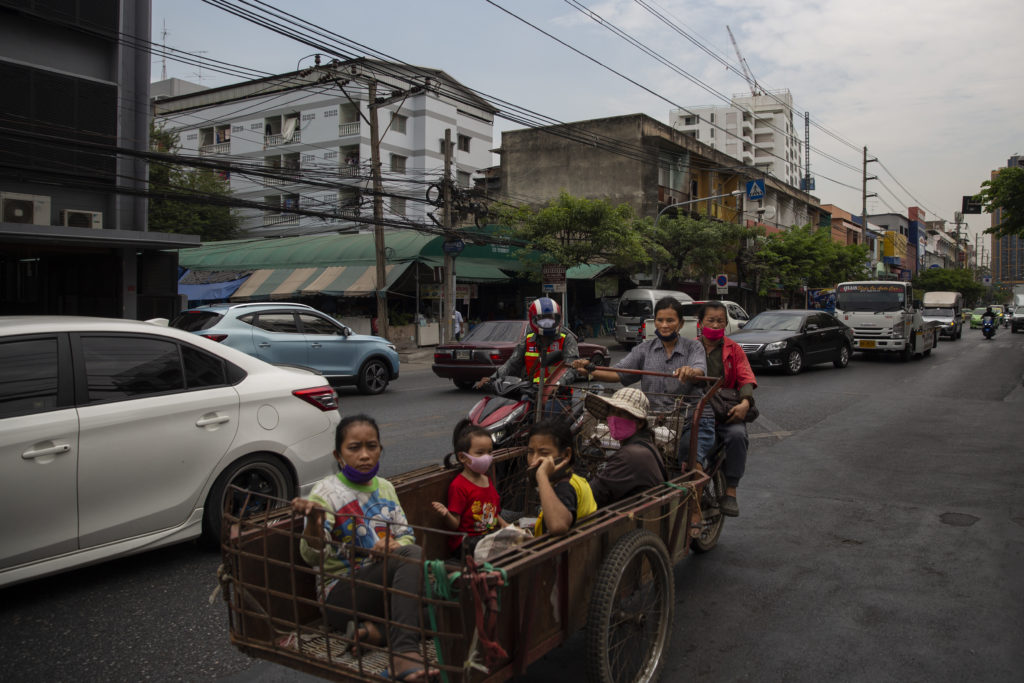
left=0, top=316, right=341, bottom=588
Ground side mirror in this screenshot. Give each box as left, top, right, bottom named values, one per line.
left=806, top=323, right=819, bottom=331
left=738, top=321, right=747, bottom=329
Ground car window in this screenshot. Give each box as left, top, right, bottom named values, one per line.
left=728, top=304, right=749, bottom=321
left=679, top=303, right=703, bottom=318
left=298, top=313, right=343, bottom=336
left=744, top=313, right=802, bottom=331
left=461, top=321, right=526, bottom=343
left=80, top=336, right=185, bottom=403
left=251, top=312, right=300, bottom=334
left=0, top=338, right=61, bottom=419
left=618, top=299, right=653, bottom=317
left=182, top=345, right=229, bottom=389
left=169, top=310, right=224, bottom=331
left=811, top=313, right=835, bottom=328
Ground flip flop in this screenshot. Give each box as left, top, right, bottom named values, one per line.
left=345, top=620, right=382, bottom=657
left=379, top=666, right=438, bottom=682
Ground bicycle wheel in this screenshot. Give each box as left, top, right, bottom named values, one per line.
left=690, top=468, right=725, bottom=553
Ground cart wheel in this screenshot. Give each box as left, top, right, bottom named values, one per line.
left=585, top=529, right=674, bottom=683
left=690, top=468, right=726, bottom=553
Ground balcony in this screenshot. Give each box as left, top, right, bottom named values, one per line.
left=199, top=142, right=230, bottom=155
left=338, top=121, right=360, bottom=137
left=262, top=213, right=299, bottom=226
left=264, top=129, right=302, bottom=147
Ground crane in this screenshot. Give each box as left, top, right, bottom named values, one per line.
left=726, top=25, right=762, bottom=96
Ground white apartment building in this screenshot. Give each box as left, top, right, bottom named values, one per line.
left=669, top=90, right=803, bottom=188
left=152, top=59, right=496, bottom=236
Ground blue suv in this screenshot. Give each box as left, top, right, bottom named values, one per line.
left=171, top=303, right=399, bottom=394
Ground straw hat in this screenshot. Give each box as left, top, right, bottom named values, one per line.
left=585, top=387, right=650, bottom=425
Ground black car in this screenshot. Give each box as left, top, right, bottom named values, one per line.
left=730, top=310, right=854, bottom=375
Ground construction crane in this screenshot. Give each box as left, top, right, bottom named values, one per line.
left=726, top=25, right=762, bottom=96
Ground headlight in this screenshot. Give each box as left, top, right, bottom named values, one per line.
left=387, top=343, right=396, bottom=351
left=891, top=321, right=905, bottom=337
left=765, top=340, right=787, bottom=351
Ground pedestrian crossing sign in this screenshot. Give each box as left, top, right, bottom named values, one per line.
left=746, top=179, right=765, bottom=201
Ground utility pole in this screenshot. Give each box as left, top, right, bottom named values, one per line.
left=367, top=81, right=388, bottom=340
left=442, top=130, right=457, bottom=344
left=862, top=146, right=878, bottom=230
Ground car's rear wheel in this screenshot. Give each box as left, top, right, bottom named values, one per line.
left=454, top=379, right=476, bottom=390
left=833, top=344, right=850, bottom=368
left=357, top=359, right=390, bottom=395
left=589, top=352, right=607, bottom=368
left=202, top=454, right=294, bottom=547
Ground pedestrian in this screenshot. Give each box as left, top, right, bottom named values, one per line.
left=452, top=307, right=464, bottom=341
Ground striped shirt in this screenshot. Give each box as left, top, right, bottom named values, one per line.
left=613, top=337, right=706, bottom=411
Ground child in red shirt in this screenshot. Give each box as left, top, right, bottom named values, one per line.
left=432, top=419, right=506, bottom=555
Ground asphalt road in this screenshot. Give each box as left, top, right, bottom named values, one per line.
left=2, top=328, right=1023, bottom=681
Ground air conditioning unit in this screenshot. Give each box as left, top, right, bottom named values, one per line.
left=60, top=209, right=104, bottom=229
left=0, top=192, right=51, bottom=225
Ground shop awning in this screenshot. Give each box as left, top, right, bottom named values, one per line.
left=231, top=267, right=324, bottom=301
left=566, top=264, right=613, bottom=280
left=299, top=263, right=413, bottom=297
left=179, top=277, right=249, bottom=302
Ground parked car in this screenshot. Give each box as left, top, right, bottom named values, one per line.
left=171, top=302, right=399, bottom=394
left=638, top=300, right=751, bottom=342
left=729, top=309, right=854, bottom=375
left=970, top=307, right=988, bottom=329
left=431, top=320, right=610, bottom=389
left=0, top=316, right=341, bottom=587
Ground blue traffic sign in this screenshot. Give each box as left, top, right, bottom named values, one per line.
left=442, top=238, right=465, bottom=255
left=746, top=179, right=765, bottom=201
left=715, top=274, right=729, bottom=287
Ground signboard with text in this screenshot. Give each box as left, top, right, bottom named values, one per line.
left=542, top=264, right=567, bottom=293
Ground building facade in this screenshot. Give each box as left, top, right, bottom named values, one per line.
left=669, top=90, right=803, bottom=188
left=152, top=59, right=497, bottom=237
left=990, top=154, right=1024, bottom=287
left=0, top=0, right=197, bottom=318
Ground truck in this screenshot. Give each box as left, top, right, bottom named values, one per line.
left=921, top=290, right=964, bottom=340
left=1011, top=285, right=1024, bottom=333
left=834, top=281, right=940, bottom=361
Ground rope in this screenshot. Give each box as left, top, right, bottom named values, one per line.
left=423, top=560, right=456, bottom=683
left=464, top=556, right=509, bottom=670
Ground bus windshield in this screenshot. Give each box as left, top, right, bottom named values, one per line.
left=836, top=284, right=906, bottom=313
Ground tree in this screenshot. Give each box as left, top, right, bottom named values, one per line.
left=149, top=124, right=240, bottom=242
left=977, top=166, right=1024, bottom=239
left=650, top=215, right=759, bottom=298
left=911, top=267, right=984, bottom=307
left=751, top=225, right=870, bottom=305
left=494, top=192, right=651, bottom=271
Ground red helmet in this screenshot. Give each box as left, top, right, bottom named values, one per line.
left=528, top=297, right=561, bottom=337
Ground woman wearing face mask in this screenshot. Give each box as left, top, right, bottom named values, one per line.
left=584, top=387, right=667, bottom=507
left=432, top=419, right=507, bottom=555
left=572, top=296, right=706, bottom=412
left=695, top=301, right=757, bottom=517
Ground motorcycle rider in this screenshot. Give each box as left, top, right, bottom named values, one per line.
left=982, top=305, right=997, bottom=337
left=474, top=297, right=579, bottom=389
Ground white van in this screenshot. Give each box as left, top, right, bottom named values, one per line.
left=614, top=288, right=694, bottom=346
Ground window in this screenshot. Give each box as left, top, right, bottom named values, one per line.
left=299, top=313, right=343, bottom=336
left=390, top=154, right=407, bottom=173
left=0, top=338, right=61, bottom=418
left=438, top=139, right=455, bottom=155
left=710, top=113, right=715, bottom=124
left=391, top=113, right=407, bottom=134
left=458, top=135, right=471, bottom=152
left=709, top=128, right=715, bottom=138
left=249, top=313, right=300, bottom=334
left=182, top=346, right=228, bottom=389
left=457, top=171, right=471, bottom=187
left=391, top=196, right=407, bottom=216
left=683, top=116, right=697, bottom=126
left=81, top=336, right=185, bottom=403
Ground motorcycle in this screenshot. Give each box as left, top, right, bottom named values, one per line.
left=982, top=318, right=996, bottom=339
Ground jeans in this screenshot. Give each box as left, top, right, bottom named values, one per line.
left=677, top=415, right=716, bottom=470
left=716, top=421, right=748, bottom=488
left=324, top=543, right=424, bottom=654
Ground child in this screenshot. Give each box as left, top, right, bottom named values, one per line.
left=526, top=419, right=598, bottom=536
left=291, top=414, right=437, bottom=682
left=432, top=419, right=506, bottom=555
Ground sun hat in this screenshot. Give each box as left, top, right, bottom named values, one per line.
left=585, top=387, right=650, bottom=425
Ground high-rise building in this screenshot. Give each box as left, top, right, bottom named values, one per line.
left=990, top=155, right=1024, bottom=286
left=669, top=90, right=803, bottom=188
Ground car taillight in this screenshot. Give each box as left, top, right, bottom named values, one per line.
left=202, top=333, right=228, bottom=342
left=293, top=385, right=338, bottom=411
left=485, top=349, right=501, bottom=362
left=434, top=350, right=452, bottom=361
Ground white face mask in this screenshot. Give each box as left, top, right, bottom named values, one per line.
left=463, top=452, right=494, bottom=474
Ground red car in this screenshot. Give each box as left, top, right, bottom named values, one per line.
left=432, top=320, right=610, bottom=390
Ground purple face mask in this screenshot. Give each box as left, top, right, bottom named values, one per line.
left=341, top=462, right=379, bottom=484
left=607, top=415, right=639, bottom=441
left=463, top=452, right=494, bottom=474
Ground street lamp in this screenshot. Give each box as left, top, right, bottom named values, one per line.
left=655, top=189, right=745, bottom=225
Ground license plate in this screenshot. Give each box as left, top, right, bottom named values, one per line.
left=858, top=340, right=876, bottom=349
left=455, top=349, right=471, bottom=360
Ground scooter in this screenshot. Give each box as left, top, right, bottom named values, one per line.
left=982, top=318, right=996, bottom=339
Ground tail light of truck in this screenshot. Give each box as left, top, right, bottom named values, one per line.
left=293, top=385, right=339, bottom=411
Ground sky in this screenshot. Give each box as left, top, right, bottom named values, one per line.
left=151, top=0, right=1023, bottom=250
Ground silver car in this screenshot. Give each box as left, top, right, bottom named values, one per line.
left=0, top=316, right=341, bottom=588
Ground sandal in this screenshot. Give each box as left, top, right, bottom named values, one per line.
left=345, top=620, right=383, bottom=656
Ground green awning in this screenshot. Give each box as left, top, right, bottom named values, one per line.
left=566, top=264, right=613, bottom=279
left=299, top=263, right=412, bottom=296
left=231, top=267, right=325, bottom=301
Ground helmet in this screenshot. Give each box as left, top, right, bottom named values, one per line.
left=528, top=297, right=562, bottom=337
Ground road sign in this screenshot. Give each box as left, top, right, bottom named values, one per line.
left=929, top=264, right=940, bottom=269
left=716, top=273, right=728, bottom=295
left=542, top=264, right=567, bottom=293
left=962, top=195, right=982, bottom=214
left=442, top=238, right=465, bottom=254
left=746, top=179, right=765, bottom=201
